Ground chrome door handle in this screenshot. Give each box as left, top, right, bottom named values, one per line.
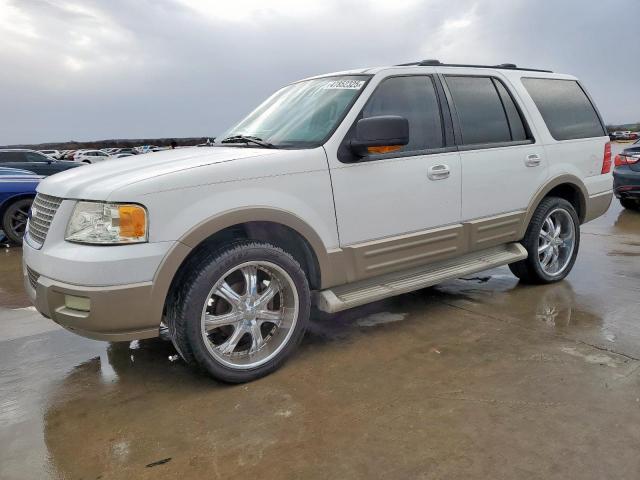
left=525, top=154, right=542, bottom=167
left=428, top=164, right=450, bottom=180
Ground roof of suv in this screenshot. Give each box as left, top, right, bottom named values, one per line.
left=301, top=60, right=570, bottom=82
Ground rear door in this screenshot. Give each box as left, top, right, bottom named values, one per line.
left=441, top=72, right=547, bottom=227
left=24, top=152, right=54, bottom=175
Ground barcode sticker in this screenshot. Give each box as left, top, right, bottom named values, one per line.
left=322, top=80, right=366, bottom=90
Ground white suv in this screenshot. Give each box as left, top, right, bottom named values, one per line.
left=23, top=60, right=613, bottom=382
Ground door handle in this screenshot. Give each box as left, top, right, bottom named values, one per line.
left=427, top=164, right=450, bottom=180
left=525, top=154, right=542, bottom=167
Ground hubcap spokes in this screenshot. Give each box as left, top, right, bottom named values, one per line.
left=201, top=261, right=298, bottom=369
left=537, top=209, right=575, bottom=276
left=10, top=205, right=30, bottom=235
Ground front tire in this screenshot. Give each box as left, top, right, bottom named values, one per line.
left=2, top=198, right=33, bottom=245
left=509, top=197, right=580, bottom=284
left=168, top=241, right=311, bottom=383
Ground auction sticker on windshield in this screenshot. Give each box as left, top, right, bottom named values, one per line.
left=322, top=80, right=366, bottom=89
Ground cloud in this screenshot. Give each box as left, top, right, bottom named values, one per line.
left=0, top=0, right=638, bottom=144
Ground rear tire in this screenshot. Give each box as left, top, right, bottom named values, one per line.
left=620, top=198, right=639, bottom=210
left=509, top=197, right=580, bottom=284
left=2, top=198, right=33, bottom=245
left=167, top=241, right=311, bottom=383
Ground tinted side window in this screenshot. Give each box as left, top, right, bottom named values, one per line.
left=522, top=78, right=605, bottom=140
left=25, top=152, right=48, bottom=162
left=446, top=76, right=511, bottom=145
left=0, top=152, right=26, bottom=163
left=493, top=80, right=528, bottom=141
left=362, top=76, right=443, bottom=152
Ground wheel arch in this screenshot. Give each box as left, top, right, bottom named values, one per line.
left=0, top=193, right=35, bottom=221
left=519, top=175, right=588, bottom=237
left=150, top=208, right=343, bottom=327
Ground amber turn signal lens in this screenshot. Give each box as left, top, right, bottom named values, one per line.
left=118, top=205, right=147, bottom=238
left=367, top=145, right=402, bottom=154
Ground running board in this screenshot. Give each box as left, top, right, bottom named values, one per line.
left=314, top=243, right=527, bottom=313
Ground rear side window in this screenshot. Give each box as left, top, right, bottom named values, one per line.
left=522, top=78, right=605, bottom=140
left=362, top=76, right=443, bottom=152
left=445, top=76, right=530, bottom=145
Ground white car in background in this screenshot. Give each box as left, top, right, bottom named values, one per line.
left=39, top=149, right=61, bottom=159
left=73, top=149, right=112, bottom=164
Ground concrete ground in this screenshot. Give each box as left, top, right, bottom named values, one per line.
left=1, top=170, right=640, bottom=479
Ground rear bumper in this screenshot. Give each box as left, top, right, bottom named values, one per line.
left=23, top=267, right=159, bottom=341
left=584, top=190, right=613, bottom=223
left=613, top=167, right=640, bottom=199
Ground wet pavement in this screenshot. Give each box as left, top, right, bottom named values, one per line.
left=2, top=191, right=640, bottom=479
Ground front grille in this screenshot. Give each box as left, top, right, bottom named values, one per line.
left=27, top=194, right=63, bottom=247
left=26, top=266, right=40, bottom=290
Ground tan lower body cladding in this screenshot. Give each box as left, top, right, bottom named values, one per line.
left=333, top=211, right=526, bottom=283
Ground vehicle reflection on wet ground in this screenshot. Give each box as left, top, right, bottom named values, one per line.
left=1, top=200, right=639, bottom=479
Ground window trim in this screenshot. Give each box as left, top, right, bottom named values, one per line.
left=521, top=77, right=607, bottom=142
left=337, top=74, right=454, bottom=163
left=440, top=73, right=536, bottom=151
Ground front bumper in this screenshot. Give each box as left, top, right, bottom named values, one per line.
left=23, top=267, right=159, bottom=341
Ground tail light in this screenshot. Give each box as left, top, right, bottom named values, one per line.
left=615, top=153, right=640, bottom=166
left=601, top=142, right=612, bottom=174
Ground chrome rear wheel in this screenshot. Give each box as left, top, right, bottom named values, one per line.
left=537, top=208, right=576, bottom=277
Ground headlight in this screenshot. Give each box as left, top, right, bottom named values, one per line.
left=66, top=201, right=148, bottom=244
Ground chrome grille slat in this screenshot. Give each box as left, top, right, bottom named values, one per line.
left=27, top=194, right=63, bottom=248
left=26, top=266, right=40, bottom=289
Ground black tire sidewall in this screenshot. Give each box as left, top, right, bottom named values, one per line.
left=179, top=242, right=310, bottom=383
left=2, top=198, right=33, bottom=244
left=523, top=198, right=580, bottom=283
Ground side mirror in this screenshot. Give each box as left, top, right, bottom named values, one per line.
left=350, top=115, right=409, bottom=157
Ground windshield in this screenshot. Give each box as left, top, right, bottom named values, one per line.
left=219, top=75, right=370, bottom=148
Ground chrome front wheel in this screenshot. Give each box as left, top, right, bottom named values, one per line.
left=201, top=261, right=299, bottom=369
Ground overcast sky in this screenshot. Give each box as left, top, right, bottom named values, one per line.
left=1, top=0, right=639, bottom=145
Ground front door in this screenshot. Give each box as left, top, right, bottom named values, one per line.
left=328, top=75, right=462, bottom=279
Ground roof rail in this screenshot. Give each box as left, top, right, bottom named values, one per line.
left=394, top=59, right=552, bottom=73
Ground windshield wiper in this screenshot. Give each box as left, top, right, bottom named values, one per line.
left=220, top=135, right=275, bottom=148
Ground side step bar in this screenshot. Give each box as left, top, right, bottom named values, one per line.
left=314, top=243, right=527, bottom=313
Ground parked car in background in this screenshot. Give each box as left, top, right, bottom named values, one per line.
left=0, top=149, right=80, bottom=176
left=609, top=131, right=638, bottom=141
left=134, top=145, right=158, bottom=154
left=39, top=149, right=61, bottom=159
left=73, top=149, right=112, bottom=164
left=0, top=167, right=40, bottom=244
left=113, top=153, right=134, bottom=158
left=62, top=150, right=77, bottom=160
left=24, top=61, right=612, bottom=383
left=613, top=140, right=640, bottom=209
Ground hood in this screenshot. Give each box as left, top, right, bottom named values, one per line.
left=37, top=146, right=277, bottom=200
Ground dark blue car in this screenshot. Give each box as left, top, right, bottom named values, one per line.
left=0, top=167, right=41, bottom=244
left=613, top=138, right=640, bottom=210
